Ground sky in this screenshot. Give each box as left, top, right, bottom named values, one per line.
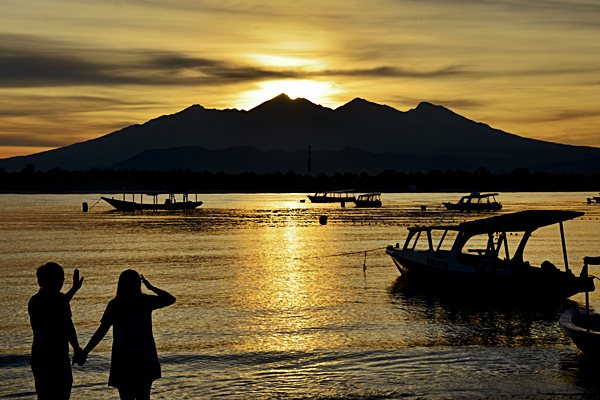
left=1, top=0, right=599, bottom=159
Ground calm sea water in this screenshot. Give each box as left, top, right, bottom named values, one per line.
left=1, top=192, right=600, bottom=399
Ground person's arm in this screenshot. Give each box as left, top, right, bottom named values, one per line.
left=141, top=275, right=176, bottom=308
left=66, top=318, right=80, bottom=351
left=75, top=320, right=111, bottom=366
left=64, top=302, right=83, bottom=365
left=65, top=269, right=84, bottom=302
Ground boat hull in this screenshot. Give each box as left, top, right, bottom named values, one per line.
left=354, top=200, right=382, bottom=208
left=101, top=196, right=202, bottom=211
left=560, top=309, right=600, bottom=358
left=386, top=247, right=594, bottom=300
left=442, top=202, right=502, bottom=212
left=307, top=195, right=356, bottom=203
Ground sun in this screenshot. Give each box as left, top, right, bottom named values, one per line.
left=238, top=79, right=339, bottom=110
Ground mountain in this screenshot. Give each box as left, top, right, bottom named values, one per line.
left=1, top=93, right=599, bottom=173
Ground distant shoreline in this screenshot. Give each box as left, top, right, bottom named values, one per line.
left=1, top=167, right=598, bottom=194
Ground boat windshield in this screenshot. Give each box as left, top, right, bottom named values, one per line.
left=405, top=227, right=459, bottom=253
left=459, top=231, right=523, bottom=260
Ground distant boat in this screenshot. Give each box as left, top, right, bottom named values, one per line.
left=586, top=194, right=600, bottom=204
left=307, top=190, right=356, bottom=204
left=560, top=256, right=600, bottom=358
left=354, top=192, right=382, bottom=208
left=385, top=210, right=594, bottom=300
left=443, top=192, right=502, bottom=212
left=101, top=192, right=202, bottom=211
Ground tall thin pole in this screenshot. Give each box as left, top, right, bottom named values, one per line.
left=559, top=222, right=570, bottom=272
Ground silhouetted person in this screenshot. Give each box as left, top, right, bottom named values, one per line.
left=29, top=262, right=84, bottom=400
left=78, top=270, right=175, bottom=400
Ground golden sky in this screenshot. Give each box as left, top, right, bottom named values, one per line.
left=1, top=0, right=599, bottom=158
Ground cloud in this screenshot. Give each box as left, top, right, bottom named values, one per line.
left=0, top=134, right=67, bottom=147
left=0, top=33, right=473, bottom=89
left=320, top=65, right=469, bottom=78
left=528, top=109, right=600, bottom=124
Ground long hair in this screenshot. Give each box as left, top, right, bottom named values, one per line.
left=116, top=269, right=142, bottom=300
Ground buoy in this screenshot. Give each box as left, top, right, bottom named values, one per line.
left=82, top=202, right=88, bottom=212
left=319, top=215, right=328, bottom=225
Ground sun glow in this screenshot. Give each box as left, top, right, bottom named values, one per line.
left=238, top=79, right=339, bottom=110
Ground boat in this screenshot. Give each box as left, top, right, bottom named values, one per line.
left=354, top=192, right=382, bottom=208
left=307, top=190, right=356, bottom=204
left=587, top=194, right=600, bottom=204
left=385, top=210, right=594, bottom=300
left=442, top=192, right=502, bottom=212
left=101, top=192, right=202, bottom=211
left=559, top=256, right=600, bottom=358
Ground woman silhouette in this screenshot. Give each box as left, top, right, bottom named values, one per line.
left=79, top=270, right=175, bottom=400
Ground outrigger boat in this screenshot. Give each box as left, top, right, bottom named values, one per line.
left=443, top=192, right=502, bottom=212
left=307, top=190, right=356, bottom=204
left=559, top=256, right=600, bottom=358
left=385, top=210, right=594, bottom=300
left=101, top=192, right=202, bottom=211
left=354, top=192, right=382, bottom=208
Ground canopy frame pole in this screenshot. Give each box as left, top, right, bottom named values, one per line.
left=559, top=221, right=570, bottom=272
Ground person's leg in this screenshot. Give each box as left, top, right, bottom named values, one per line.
left=117, top=386, right=136, bottom=400
left=32, top=363, right=72, bottom=400
left=134, top=381, right=152, bottom=400
left=32, top=364, right=51, bottom=400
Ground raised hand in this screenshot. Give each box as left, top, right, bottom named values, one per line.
left=65, top=269, right=84, bottom=301
left=141, top=274, right=154, bottom=290
left=71, top=269, right=84, bottom=293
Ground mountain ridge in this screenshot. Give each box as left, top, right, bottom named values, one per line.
left=1, top=94, right=599, bottom=174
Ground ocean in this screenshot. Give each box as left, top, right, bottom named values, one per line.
left=1, top=192, right=599, bottom=399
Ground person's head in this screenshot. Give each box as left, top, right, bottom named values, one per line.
left=116, top=269, right=142, bottom=300
left=36, top=262, right=64, bottom=291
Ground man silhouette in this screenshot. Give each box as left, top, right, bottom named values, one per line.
left=28, top=262, right=84, bottom=400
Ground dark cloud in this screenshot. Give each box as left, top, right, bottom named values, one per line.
left=0, top=32, right=596, bottom=92
left=320, top=65, right=468, bottom=78
left=0, top=33, right=473, bottom=89
left=0, top=95, right=148, bottom=117
left=530, top=109, right=600, bottom=123
left=0, top=134, right=67, bottom=147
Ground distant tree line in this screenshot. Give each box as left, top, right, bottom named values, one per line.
left=0, top=164, right=598, bottom=193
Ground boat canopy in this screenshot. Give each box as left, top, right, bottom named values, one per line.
left=464, top=192, right=499, bottom=198
left=408, top=210, right=583, bottom=236
left=458, top=210, right=583, bottom=235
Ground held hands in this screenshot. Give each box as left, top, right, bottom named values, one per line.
left=72, top=347, right=87, bottom=366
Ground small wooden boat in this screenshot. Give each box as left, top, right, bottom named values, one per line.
left=101, top=192, right=202, bottom=211
left=385, top=210, right=594, bottom=300
left=586, top=194, right=600, bottom=204
left=559, top=256, right=600, bottom=358
left=354, top=192, right=382, bottom=208
left=443, top=192, right=502, bottom=212
left=307, top=190, right=356, bottom=204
